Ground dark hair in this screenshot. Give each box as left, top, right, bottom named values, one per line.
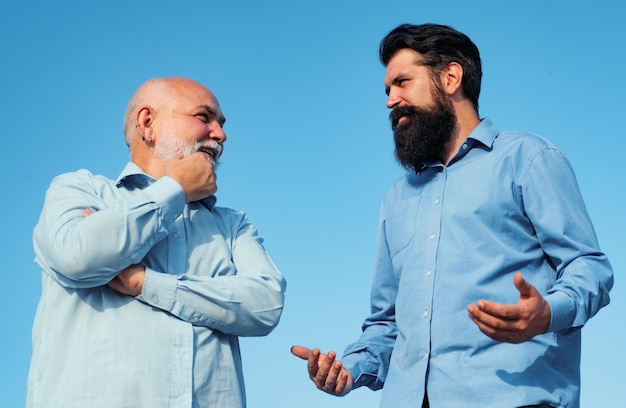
left=380, top=23, right=482, bottom=112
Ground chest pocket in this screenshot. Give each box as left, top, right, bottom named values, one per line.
left=384, top=196, right=420, bottom=259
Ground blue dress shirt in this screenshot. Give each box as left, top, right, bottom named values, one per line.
left=342, top=119, right=612, bottom=408
left=27, top=162, right=286, bottom=408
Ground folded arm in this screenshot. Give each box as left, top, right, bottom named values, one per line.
left=135, top=216, right=286, bottom=336
left=33, top=170, right=184, bottom=288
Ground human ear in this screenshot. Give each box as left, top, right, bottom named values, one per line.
left=136, top=106, right=154, bottom=143
left=440, top=62, right=463, bottom=96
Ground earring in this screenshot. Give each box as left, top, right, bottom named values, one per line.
left=141, top=132, right=145, bottom=141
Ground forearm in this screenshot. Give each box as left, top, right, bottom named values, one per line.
left=342, top=208, right=397, bottom=390
left=33, top=171, right=184, bottom=288
left=136, top=219, right=285, bottom=335
left=138, top=266, right=285, bottom=336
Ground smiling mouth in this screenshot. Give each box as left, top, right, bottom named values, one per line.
left=198, top=147, right=217, bottom=158
left=196, top=143, right=222, bottom=161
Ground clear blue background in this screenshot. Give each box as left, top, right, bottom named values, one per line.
left=2, top=1, right=623, bottom=406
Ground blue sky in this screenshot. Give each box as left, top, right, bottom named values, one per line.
left=2, top=1, right=624, bottom=406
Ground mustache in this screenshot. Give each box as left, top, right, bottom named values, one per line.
left=389, top=106, right=420, bottom=130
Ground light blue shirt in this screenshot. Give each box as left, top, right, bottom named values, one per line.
left=342, top=118, right=613, bottom=408
left=27, top=162, right=286, bottom=408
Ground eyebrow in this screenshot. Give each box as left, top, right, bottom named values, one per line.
left=199, top=104, right=226, bottom=126
left=384, top=76, right=402, bottom=96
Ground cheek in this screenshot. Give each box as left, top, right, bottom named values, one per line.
left=406, top=85, right=434, bottom=107
left=176, top=123, right=204, bottom=142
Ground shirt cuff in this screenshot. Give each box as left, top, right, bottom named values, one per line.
left=342, top=353, right=377, bottom=390
left=137, top=266, right=177, bottom=312
left=143, top=176, right=186, bottom=226
left=544, top=290, right=576, bottom=333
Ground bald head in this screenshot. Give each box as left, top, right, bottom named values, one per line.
left=123, top=77, right=227, bottom=180
left=123, top=77, right=224, bottom=146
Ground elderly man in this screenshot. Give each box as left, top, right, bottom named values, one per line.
left=292, top=24, right=612, bottom=408
left=27, top=77, right=286, bottom=408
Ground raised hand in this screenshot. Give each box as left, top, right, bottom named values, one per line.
left=467, top=272, right=551, bottom=343
left=291, top=345, right=354, bottom=396
left=165, top=152, right=217, bottom=202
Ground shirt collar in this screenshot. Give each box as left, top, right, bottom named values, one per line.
left=419, top=117, right=500, bottom=172
left=115, top=162, right=151, bottom=186
left=115, top=161, right=217, bottom=210
left=468, top=117, right=499, bottom=149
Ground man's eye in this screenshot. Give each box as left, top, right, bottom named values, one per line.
left=196, top=113, right=209, bottom=122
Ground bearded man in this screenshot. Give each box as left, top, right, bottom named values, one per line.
left=292, top=23, right=612, bottom=408
left=27, top=77, right=286, bottom=408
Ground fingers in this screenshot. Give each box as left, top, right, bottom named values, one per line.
left=309, top=348, right=322, bottom=379
left=291, top=346, right=323, bottom=380
left=467, top=272, right=551, bottom=343
left=469, top=273, right=537, bottom=321
left=335, top=370, right=349, bottom=394
left=467, top=304, right=519, bottom=343
left=314, top=351, right=351, bottom=395
left=322, top=359, right=342, bottom=390
left=314, top=350, right=336, bottom=385
left=291, top=346, right=352, bottom=396
left=290, top=345, right=312, bottom=360
left=471, top=299, right=519, bottom=321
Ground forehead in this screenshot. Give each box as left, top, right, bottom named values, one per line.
left=166, top=81, right=226, bottom=123
left=173, top=81, right=220, bottom=110
left=384, top=48, right=428, bottom=85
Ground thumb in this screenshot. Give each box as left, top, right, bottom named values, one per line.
left=291, top=345, right=312, bottom=360
left=514, top=272, right=534, bottom=298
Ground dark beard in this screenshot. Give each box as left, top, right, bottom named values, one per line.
left=390, top=96, right=456, bottom=172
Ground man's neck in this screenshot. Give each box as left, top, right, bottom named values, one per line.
left=442, top=107, right=480, bottom=166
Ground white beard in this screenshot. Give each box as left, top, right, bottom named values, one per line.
left=154, top=125, right=221, bottom=165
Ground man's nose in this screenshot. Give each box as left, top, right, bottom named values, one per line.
left=210, top=122, right=227, bottom=143
left=386, top=91, right=401, bottom=109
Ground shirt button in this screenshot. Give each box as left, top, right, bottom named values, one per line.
left=152, top=296, right=159, bottom=304
left=429, top=234, right=436, bottom=240
left=426, top=270, right=432, bottom=277
left=462, top=143, right=468, bottom=149
left=173, top=232, right=180, bottom=239
left=423, top=310, right=429, bottom=317
left=181, top=348, right=188, bottom=355
left=434, top=198, right=440, bottom=205
left=424, top=352, right=429, bottom=360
